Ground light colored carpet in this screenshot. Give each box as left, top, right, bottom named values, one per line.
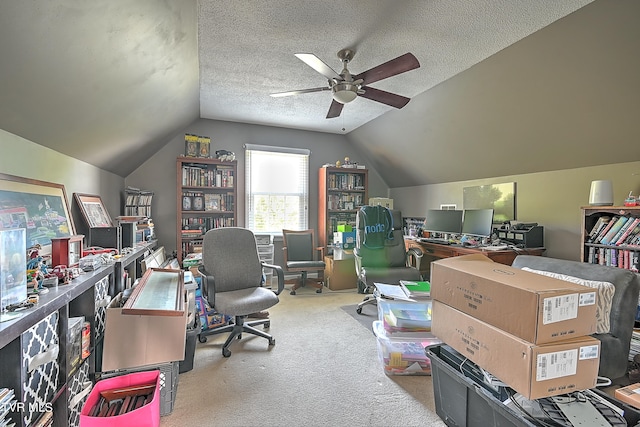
left=160, top=287, right=447, bottom=427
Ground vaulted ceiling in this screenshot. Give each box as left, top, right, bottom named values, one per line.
left=2, top=1, right=637, bottom=187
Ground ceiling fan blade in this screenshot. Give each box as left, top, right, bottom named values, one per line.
left=354, top=53, right=420, bottom=86
left=326, top=100, right=344, bottom=119
left=270, top=87, right=330, bottom=97
left=295, top=53, right=342, bottom=80
left=359, top=86, right=411, bottom=109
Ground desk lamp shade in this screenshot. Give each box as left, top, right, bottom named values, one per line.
left=589, top=180, right=614, bottom=206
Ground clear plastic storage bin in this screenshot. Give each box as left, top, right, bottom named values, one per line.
left=373, top=320, right=440, bottom=376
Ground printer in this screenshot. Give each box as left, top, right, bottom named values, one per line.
left=494, top=223, right=544, bottom=248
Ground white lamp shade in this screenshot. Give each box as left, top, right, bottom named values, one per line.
left=589, top=180, right=614, bottom=206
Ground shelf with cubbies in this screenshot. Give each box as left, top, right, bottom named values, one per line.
left=581, top=205, right=640, bottom=271
left=124, top=186, right=153, bottom=218
left=318, top=166, right=368, bottom=254
left=176, top=156, right=237, bottom=262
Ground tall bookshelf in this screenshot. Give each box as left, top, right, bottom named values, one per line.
left=581, top=205, right=640, bottom=271
left=176, top=156, right=237, bottom=262
left=318, top=166, right=368, bottom=253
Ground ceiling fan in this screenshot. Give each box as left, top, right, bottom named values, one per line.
left=270, top=49, right=420, bottom=119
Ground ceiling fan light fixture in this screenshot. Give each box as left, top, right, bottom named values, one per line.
left=332, top=82, right=359, bottom=104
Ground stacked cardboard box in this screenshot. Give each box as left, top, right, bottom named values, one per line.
left=430, top=254, right=600, bottom=400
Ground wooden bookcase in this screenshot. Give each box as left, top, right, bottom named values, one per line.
left=176, top=156, right=237, bottom=262
left=318, top=166, right=368, bottom=253
left=581, top=205, right=640, bottom=270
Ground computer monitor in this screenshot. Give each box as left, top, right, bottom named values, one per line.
left=423, top=209, right=463, bottom=235
left=461, top=209, right=494, bottom=238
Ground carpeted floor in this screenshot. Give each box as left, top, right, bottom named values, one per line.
left=160, top=287, right=446, bottom=427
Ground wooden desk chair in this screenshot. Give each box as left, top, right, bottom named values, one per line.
left=282, top=229, right=325, bottom=295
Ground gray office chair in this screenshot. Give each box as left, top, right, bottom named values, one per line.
left=198, top=227, right=284, bottom=357
left=354, top=207, right=423, bottom=314
left=282, top=229, right=325, bottom=295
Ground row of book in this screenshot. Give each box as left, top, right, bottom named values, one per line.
left=586, top=246, right=640, bottom=271
left=181, top=217, right=235, bottom=233
left=327, top=193, right=365, bottom=211
left=182, top=192, right=234, bottom=212
left=124, top=187, right=153, bottom=217
left=629, top=330, right=640, bottom=362
left=327, top=172, right=365, bottom=191
left=586, top=214, right=640, bottom=246
left=181, top=164, right=234, bottom=188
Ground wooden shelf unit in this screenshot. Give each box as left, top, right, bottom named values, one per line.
left=318, top=166, right=368, bottom=253
left=176, top=156, right=237, bottom=262
left=0, top=266, right=114, bottom=427
left=581, top=205, right=640, bottom=270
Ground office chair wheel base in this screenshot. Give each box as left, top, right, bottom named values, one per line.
left=198, top=334, right=208, bottom=343
left=315, top=288, right=322, bottom=293
left=290, top=290, right=296, bottom=295
left=269, top=338, right=275, bottom=346
left=222, top=348, right=231, bottom=358
left=264, top=322, right=270, bottom=329
left=356, top=307, right=363, bottom=315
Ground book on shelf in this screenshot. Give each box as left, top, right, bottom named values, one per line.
left=594, top=216, right=619, bottom=244
left=600, top=216, right=629, bottom=245
left=616, top=218, right=640, bottom=245
left=608, top=216, right=634, bottom=245
left=587, top=216, right=611, bottom=242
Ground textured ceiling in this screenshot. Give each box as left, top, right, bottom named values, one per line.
left=0, top=0, right=597, bottom=179
left=198, top=0, right=593, bottom=134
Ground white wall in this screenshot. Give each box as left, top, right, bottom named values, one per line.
left=0, top=129, right=124, bottom=240
left=391, top=161, right=640, bottom=261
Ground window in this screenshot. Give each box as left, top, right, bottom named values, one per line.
left=245, top=144, right=309, bottom=234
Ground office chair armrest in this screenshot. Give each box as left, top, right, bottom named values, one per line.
left=197, top=265, right=216, bottom=306
left=315, top=246, right=325, bottom=259
left=261, top=262, right=285, bottom=295
left=406, top=247, right=423, bottom=271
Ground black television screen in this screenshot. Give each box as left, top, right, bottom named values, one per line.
left=463, top=182, right=516, bottom=223
left=423, top=209, right=463, bottom=234
left=462, top=209, right=494, bottom=238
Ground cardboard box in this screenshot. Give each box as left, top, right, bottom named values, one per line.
left=430, top=254, right=597, bottom=344
left=101, top=293, right=187, bottom=372
left=333, top=231, right=356, bottom=249
left=615, top=383, right=640, bottom=409
left=431, top=300, right=600, bottom=400
left=324, top=255, right=357, bottom=290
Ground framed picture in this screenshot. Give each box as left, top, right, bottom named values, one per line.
left=182, top=195, right=192, bottom=211
left=198, top=136, right=211, bottom=158
left=74, top=193, right=113, bottom=228
left=192, top=195, right=204, bottom=211
left=184, top=134, right=198, bottom=157
left=0, top=173, right=75, bottom=251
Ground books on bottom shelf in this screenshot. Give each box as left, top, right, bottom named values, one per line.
left=630, top=330, right=640, bottom=361
left=587, top=246, right=640, bottom=271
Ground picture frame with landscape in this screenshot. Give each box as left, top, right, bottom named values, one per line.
left=74, top=193, right=113, bottom=228
left=0, top=173, right=75, bottom=251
